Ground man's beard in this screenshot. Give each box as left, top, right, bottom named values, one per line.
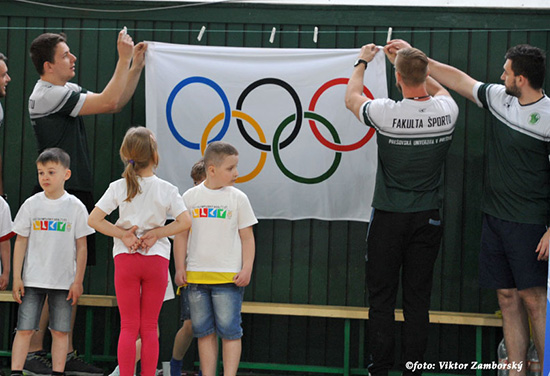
left=505, top=82, right=521, bottom=98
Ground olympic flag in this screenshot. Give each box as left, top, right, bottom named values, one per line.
left=145, top=42, right=387, bottom=221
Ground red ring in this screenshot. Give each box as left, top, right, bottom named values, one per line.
left=308, top=78, right=376, bottom=152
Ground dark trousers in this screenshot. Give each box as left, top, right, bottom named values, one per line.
left=366, top=209, right=443, bottom=376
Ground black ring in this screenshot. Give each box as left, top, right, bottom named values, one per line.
left=236, top=78, right=302, bottom=151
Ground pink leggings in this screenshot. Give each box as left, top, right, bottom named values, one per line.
left=114, top=253, right=168, bottom=376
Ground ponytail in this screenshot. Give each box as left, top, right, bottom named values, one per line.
left=119, top=126, right=159, bottom=202
left=122, top=160, right=140, bottom=202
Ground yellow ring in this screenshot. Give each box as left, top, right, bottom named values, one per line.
left=201, top=110, right=267, bottom=183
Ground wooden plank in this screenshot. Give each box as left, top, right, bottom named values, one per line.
left=241, top=301, right=503, bottom=327
left=0, top=291, right=117, bottom=307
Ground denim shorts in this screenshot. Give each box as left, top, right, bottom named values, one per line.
left=16, top=287, right=72, bottom=332
left=188, top=283, right=244, bottom=340
left=180, top=286, right=191, bottom=321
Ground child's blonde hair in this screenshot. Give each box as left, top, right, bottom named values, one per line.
left=120, top=126, right=159, bottom=202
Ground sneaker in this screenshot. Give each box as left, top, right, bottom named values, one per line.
left=64, top=351, right=104, bottom=376
left=108, top=366, right=119, bottom=376
left=23, top=351, right=52, bottom=376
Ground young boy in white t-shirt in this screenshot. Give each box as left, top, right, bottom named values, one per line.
left=0, top=196, right=15, bottom=290
left=177, top=142, right=257, bottom=376
left=10, top=148, right=94, bottom=376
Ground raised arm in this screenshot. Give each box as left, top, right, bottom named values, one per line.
left=345, top=44, right=379, bottom=121
left=115, top=42, right=147, bottom=112
left=426, top=76, right=452, bottom=98
left=78, top=29, right=140, bottom=115
left=427, top=58, right=477, bottom=102
left=386, top=39, right=478, bottom=103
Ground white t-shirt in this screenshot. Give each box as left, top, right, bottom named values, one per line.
left=12, top=192, right=95, bottom=289
left=0, top=197, right=13, bottom=275
left=95, top=175, right=187, bottom=260
left=183, top=183, right=257, bottom=284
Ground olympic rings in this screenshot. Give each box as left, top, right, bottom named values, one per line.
left=236, top=78, right=302, bottom=152
left=272, top=112, right=342, bottom=184
left=201, top=110, right=267, bottom=184
left=166, top=75, right=377, bottom=185
left=308, top=78, right=376, bottom=152
left=166, top=76, right=231, bottom=150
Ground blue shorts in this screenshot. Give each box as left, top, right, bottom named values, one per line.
left=180, top=286, right=191, bottom=321
left=188, top=283, right=244, bottom=340
left=479, top=214, right=548, bottom=290
left=16, top=287, right=73, bottom=332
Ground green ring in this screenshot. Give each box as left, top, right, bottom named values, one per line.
left=272, top=111, right=342, bottom=184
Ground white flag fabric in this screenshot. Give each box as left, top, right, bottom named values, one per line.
left=145, top=42, right=387, bottom=221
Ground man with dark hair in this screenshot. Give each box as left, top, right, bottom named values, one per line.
left=0, top=53, right=11, bottom=198
left=24, top=29, right=147, bottom=376
left=345, top=45, right=458, bottom=376
left=387, top=39, right=549, bottom=373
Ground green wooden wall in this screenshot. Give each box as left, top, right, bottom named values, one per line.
left=1, top=0, right=550, bottom=373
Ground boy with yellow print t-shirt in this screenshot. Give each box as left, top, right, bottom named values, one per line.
left=177, top=141, right=256, bottom=376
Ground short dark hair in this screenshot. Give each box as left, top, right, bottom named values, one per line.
left=36, top=147, right=70, bottom=169
left=30, top=33, right=67, bottom=75
left=204, top=141, right=239, bottom=168
left=505, top=44, right=546, bottom=90
left=395, top=47, right=429, bottom=87
left=0, top=53, right=7, bottom=63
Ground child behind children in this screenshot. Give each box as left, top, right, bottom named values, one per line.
left=0, top=195, right=14, bottom=291
left=10, top=148, right=94, bottom=376
left=179, top=142, right=257, bottom=376
left=170, top=158, right=205, bottom=376
left=88, top=126, right=191, bottom=376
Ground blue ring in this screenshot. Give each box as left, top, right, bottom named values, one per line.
left=166, top=76, right=231, bottom=150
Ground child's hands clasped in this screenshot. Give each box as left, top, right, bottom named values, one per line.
left=120, top=225, right=161, bottom=253
left=140, top=229, right=160, bottom=253
left=121, top=225, right=141, bottom=253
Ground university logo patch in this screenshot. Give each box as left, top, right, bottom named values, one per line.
left=529, top=112, right=541, bottom=125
